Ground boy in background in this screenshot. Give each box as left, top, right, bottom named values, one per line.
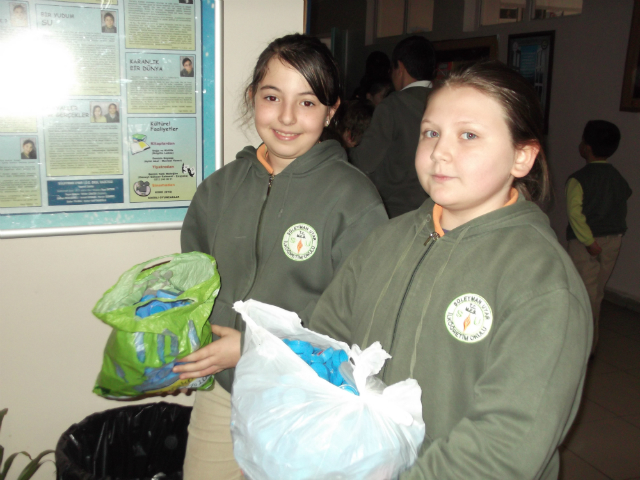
left=340, top=100, right=375, bottom=150
left=566, top=120, right=632, bottom=355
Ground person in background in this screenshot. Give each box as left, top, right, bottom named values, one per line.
left=102, top=12, right=116, bottom=33
left=351, top=50, right=392, bottom=101
left=339, top=99, right=375, bottom=150
left=106, top=103, right=120, bottom=123
left=180, top=57, right=194, bottom=77
left=566, top=120, right=632, bottom=355
left=349, top=36, right=436, bottom=218
left=91, top=105, right=106, bottom=123
left=366, top=78, right=394, bottom=107
left=175, top=33, right=387, bottom=480
left=309, top=60, right=591, bottom=479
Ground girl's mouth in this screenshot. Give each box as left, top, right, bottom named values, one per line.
left=273, top=130, right=301, bottom=141
left=432, top=174, right=454, bottom=182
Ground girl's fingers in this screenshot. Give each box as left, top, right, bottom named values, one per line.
left=175, top=355, right=215, bottom=372
left=176, top=340, right=217, bottom=363
left=178, top=364, right=221, bottom=379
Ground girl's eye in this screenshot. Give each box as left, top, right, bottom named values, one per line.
left=301, top=100, right=315, bottom=107
left=264, top=95, right=278, bottom=102
left=423, top=130, right=438, bottom=138
left=461, top=132, right=477, bottom=140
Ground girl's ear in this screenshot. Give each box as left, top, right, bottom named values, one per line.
left=511, top=142, right=539, bottom=179
left=328, top=98, right=341, bottom=120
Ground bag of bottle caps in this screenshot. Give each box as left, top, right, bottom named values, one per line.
left=231, top=300, right=425, bottom=480
left=92, top=252, right=220, bottom=398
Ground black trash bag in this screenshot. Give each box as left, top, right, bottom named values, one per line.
left=55, top=402, right=192, bottom=480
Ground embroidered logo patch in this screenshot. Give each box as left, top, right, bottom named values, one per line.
left=445, top=293, right=493, bottom=343
left=282, top=223, right=318, bottom=261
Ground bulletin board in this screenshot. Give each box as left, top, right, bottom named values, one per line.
left=0, top=0, right=222, bottom=238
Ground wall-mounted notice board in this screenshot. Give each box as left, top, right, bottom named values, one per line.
left=0, top=0, right=221, bottom=238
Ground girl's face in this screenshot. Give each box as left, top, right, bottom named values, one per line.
left=254, top=58, right=338, bottom=173
left=94, top=106, right=102, bottom=117
left=415, top=86, right=536, bottom=230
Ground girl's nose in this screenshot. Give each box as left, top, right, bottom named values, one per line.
left=430, top=136, right=451, bottom=163
left=278, top=102, right=296, bottom=126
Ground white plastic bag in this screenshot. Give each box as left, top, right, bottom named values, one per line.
left=231, top=300, right=425, bottom=480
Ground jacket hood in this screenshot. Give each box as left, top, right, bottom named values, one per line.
left=408, top=195, right=551, bottom=241
left=236, top=140, right=347, bottom=177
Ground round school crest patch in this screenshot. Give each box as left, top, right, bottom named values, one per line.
left=282, top=223, right=318, bottom=261
left=445, top=293, right=493, bottom=343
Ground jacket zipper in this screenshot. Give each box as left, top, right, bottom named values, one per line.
left=383, top=231, right=440, bottom=378
left=241, top=173, right=275, bottom=306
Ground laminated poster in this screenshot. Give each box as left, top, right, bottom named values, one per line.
left=0, top=0, right=214, bottom=232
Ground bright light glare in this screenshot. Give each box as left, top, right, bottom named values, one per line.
left=0, top=31, right=76, bottom=117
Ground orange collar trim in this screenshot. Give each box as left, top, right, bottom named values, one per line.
left=432, top=188, right=519, bottom=237
left=257, top=144, right=274, bottom=175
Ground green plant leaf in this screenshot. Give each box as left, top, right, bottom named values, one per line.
left=0, top=409, right=7, bottom=430
left=1, top=452, right=31, bottom=480
left=17, top=451, right=55, bottom=480
left=0, top=408, right=7, bottom=468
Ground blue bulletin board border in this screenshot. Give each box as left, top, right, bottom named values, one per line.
left=0, top=0, right=221, bottom=239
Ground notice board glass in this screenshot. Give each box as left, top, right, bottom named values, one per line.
left=0, top=0, right=220, bottom=237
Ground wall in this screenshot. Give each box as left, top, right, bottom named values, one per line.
left=312, top=0, right=640, bottom=304
left=223, top=0, right=304, bottom=164
left=0, top=1, right=303, bottom=479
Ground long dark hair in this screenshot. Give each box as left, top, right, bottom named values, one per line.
left=434, top=60, right=551, bottom=208
left=242, top=34, right=343, bottom=128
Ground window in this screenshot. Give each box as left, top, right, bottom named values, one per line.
left=375, top=0, right=434, bottom=39
left=533, top=0, right=583, bottom=19
left=480, top=0, right=581, bottom=25
left=481, top=0, right=526, bottom=25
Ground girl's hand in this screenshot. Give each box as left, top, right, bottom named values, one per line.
left=173, top=325, right=241, bottom=379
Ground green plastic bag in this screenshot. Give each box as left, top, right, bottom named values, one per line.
left=92, top=252, right=220, bottom=398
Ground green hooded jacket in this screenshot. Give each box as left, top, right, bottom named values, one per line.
left=182, top=140, right=388, bottom=392
left=309, top=197, right=592, bottom=480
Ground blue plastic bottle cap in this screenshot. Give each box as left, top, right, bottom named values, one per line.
left=310, top=362, right=329, bottom=381
left=149, top=301, right=170, bottom=315
left=299, top=352, right=313, bottom=364
left=339, top=384, right=359, bottom=395
left=285, top=340, right=312, bottom=355
left=330, top=369, right=343, bottom=386
left=282, top=387, right=307, bottom=404
left=321, top=347, right=335, bottom=362
left=136, top=304, right=150, bottom=318
left=309, top=353, right=324, bottom=364
left=140, top=294, right=155, bottom=303
left=330, top=350, right=347, bottom=368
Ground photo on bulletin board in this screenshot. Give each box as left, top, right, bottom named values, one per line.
left=0, top=0, right=220, bottom=238
left=507, top=31, right=555, bottom=133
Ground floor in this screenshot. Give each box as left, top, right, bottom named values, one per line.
left=560, top=300, right=640, bottom=480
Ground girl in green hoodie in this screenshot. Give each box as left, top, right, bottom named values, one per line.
left=309, top=61, right=592, bottom=479
left=175, top=34, right=387, bottom=479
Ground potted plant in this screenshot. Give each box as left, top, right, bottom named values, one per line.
left=0, top=408, right=54, bottom=480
